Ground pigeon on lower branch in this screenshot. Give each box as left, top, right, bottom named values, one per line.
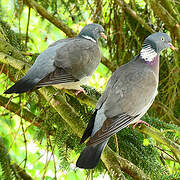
left=76, top=32, right=175, bottom=169
left=4, top=23, right=106, bottom=95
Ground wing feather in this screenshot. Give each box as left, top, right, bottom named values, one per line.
left=86, top=113, right=138, bottom=146
left=36, top=68, right=77, bottom=87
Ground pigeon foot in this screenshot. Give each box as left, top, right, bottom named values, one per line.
left=75, top=88, right=86, bottom=96
left=132, top=120, right=150, bottom=129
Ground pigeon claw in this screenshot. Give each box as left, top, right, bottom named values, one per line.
left=75, top=88, right=86, bottom=96
left=132, top=120, right=150, bottom=129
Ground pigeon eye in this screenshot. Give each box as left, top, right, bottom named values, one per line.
left=161, top=37, right=165, bottom=41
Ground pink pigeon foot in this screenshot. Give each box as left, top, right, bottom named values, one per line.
left=132, top=120, right=150, bottom=129
left=75, top=88, right=86, bottom=96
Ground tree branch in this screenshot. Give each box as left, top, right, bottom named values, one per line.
left=13, top=163, right=33, bottom=180
left=115, top=0, right=155, bottom=33
left=39, top=87, right=86, bottom=137
left=64, top=89, right=97, bottom=108
left=102, top=147, right=127, bottom=180
left=23, top=0, right=76, bottom=37
left=0, top=38, right=27, bottom=63
left=102, top=146, right=151, bottom=180
left=101, top=56, right=117, bottom=72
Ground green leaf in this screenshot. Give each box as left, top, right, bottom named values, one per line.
left=143, top=139, right=150, bottom=146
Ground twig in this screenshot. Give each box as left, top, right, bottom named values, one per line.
left=20, top=96, right=28, bottom=169
left=25, top=7, right=31, bottom=48
left=101, top=56, right=117, bottom=72
left=5, top=95, right=13, bottom=109
left=93, top=0, right=102, bottom=22
left=42, top=138, right=50, bottom=179
left=114, top=134, right=119, bottom=154
left=0, top=63, right=5, bottom=75
left=18, top=0, right=23, bottom=40
left=155, top=101, right=180, bottom=126
left=50, top=141, right=57, bottom=180
left=154, top=145, right=177, bottom=162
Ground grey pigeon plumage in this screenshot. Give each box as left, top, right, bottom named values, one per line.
left=4, top=23, right=106, bottom=94
left=76, top=32, right=175, bottom=169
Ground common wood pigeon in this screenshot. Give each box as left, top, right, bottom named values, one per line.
left=4, top=23, right=106, bottom=94
left=76, top=32, right=175, bottom=169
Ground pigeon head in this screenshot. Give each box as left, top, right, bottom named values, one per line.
left=78, top=23, right=106, bottom=42
left=144, top=32, right=173, bottom=53
left=140, top=32, right=175, bottom=62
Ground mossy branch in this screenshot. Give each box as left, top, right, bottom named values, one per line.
left=101, top=147, right=127, bottom=180
left=63, top=89, right=97, bottom=108
left=136, top=124, right=180, bottom=163
left=102, top=146, right=151, bottom=180
left=39, top=87, right=86, bottom=137
left=0, top=38, right=27, bottom=63
left=0, top=52, right=30, bottom=73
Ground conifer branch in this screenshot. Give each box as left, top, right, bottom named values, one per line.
left=136, top=124, right=180, bottom=163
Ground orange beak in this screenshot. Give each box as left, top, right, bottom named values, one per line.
left=100, top=32, right=107, bottom=39
left=168, top=43, right=176, bottom=50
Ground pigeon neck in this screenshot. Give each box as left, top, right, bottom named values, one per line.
left=140, top=42, right=158, bottom=63
left=81, top=35, right=96, bottom=43
left=145, top=55, right=160, bottom=79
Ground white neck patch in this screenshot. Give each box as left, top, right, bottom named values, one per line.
left=82, top=35, right=96, bottom=43
left=140, top=43, right=157, bottom=62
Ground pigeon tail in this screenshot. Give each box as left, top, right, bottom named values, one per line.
left=4, top=77, right=37, bottom=94
left=76, top=140, right=108, bottom=169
